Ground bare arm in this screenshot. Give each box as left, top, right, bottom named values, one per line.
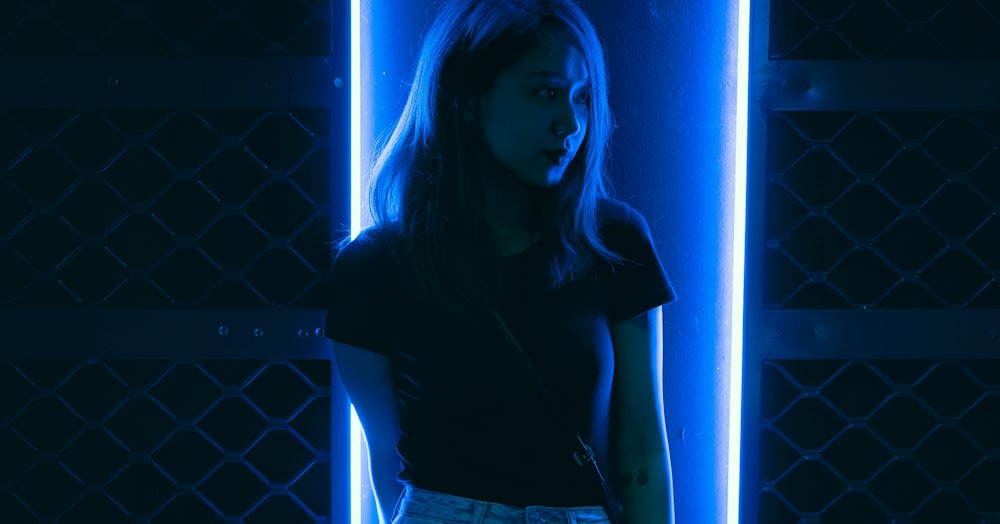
left=332, top=341, right=404, bottom=524
left=610, top=306, right=675, bottom=524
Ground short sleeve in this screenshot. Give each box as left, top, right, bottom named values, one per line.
left=324, top=228, right=396, bottom=354
left=600, top=200, right=677, bottom=322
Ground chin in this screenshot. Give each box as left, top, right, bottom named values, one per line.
left=514, top=171, right=562, bottom=188
left=539, top=166, right=567, bottom=185
left=544, top=170, right=567, bottom=187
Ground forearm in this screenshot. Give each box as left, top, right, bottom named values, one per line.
left=615, top=449, right=675, bottom=524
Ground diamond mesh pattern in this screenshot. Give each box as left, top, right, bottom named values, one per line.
left=0, top=0, right=330, bottom=57
left=757, top=1, right=1000, bottom=523
left=0, top=359, right=331, bottom=522
left=770, top=0, right=1000, bottom=59
left=760, top=359, right=1000, bottom=523
left=0, top=108, right=332, bottom=307
left=764, top=111, right=1000, bottom=309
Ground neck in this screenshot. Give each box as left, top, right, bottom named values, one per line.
left=478, top=162, right=541, bottom=256
left=482, top=176, right=535, bottom=232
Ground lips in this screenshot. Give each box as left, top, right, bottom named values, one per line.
left=543, top=149, right=571, bottom=166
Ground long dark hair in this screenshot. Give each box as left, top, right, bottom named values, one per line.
left=363, top=0, right=621, bottom=321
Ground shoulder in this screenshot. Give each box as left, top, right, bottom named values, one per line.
left=597, top=198, right=655, bottom=245
left=330, top=225, right=402, bottom=286
left=334, top=226, right=397, bottom=265
left=595, top=199, right=677, bottom=319
left=598, top=198, right=651, bottom=229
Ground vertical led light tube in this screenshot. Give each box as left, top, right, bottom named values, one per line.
left=349, top=409, right=363, bottom=524
left=349, top=1, right=363, bottom=524
left=728, top=0, right=751, bottom=523
left=350, top=0, right=362, bottom=238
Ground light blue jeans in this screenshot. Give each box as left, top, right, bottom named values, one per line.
left=392, top=486, right=612, bottom=524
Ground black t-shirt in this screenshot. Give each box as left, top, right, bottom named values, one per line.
left=325, top=198, right=676, bottom=508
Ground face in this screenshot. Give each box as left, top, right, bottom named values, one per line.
left=467, top=31, right=590, bottom=188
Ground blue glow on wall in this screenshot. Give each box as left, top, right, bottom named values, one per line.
left=729, top=1, right=751, bottom=522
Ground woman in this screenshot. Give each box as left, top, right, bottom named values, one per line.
left=326, top=1, right=676, bottom=522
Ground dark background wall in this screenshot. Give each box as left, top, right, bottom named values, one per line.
left=0, top=1, right=350, bottom=522
left=745, top=1, right=1000, bottom=523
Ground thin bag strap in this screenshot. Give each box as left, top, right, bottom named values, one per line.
left=489, top=309, right=598, bottom=467
left=490, top=309, right=627, bottom=524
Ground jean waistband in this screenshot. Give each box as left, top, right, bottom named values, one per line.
left=397, top=486, right=610, bottom=523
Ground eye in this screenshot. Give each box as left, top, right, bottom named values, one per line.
left=537, top=87, right=559, bottom=99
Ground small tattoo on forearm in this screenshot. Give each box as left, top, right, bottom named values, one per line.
left=621, top=472, right=633, bottom=487
left=637, top=468, right=650, bottom=485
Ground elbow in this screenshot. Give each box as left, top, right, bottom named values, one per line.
left=615, top=422, right=668, bottom=461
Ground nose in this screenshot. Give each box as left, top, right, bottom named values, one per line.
left=552, top=99, right=583, bottom=138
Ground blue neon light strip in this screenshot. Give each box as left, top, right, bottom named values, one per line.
left=728, top=0, right=750, bottom=522
left=350, top=0, right=362, bottom=239
left=350, top=0, right=363, bottom=524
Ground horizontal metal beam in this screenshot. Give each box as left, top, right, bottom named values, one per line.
left=0, top=57, right=343, bottom=108
left=0, top=308, right=330, bottom=359
left=764, top=60, right=1000, bottom=112
left=753, top=309, right=1000, bottom=359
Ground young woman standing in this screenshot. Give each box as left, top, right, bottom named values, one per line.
left=327, top=1, right=676, bottom=522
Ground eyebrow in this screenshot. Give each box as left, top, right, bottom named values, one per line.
left=524, top=70, right=561, bottom=78
left=523, top=70, right=589, bottom=83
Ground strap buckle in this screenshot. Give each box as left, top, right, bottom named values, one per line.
left=573, top=443, right=596, bottom=467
